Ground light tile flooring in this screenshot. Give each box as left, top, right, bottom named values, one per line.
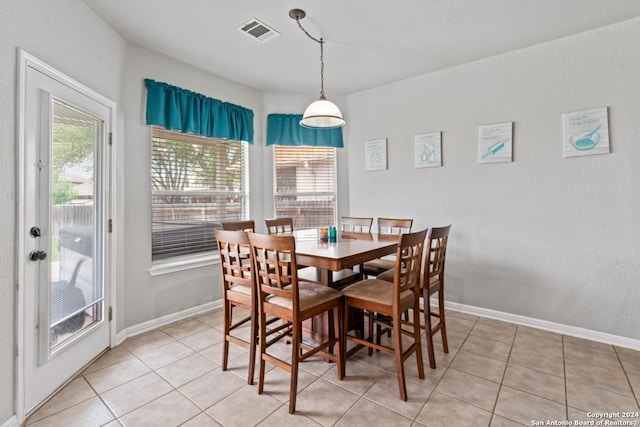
left=26, top=308, right=640, bottom=427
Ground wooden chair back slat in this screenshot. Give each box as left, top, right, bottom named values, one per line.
left=393, top=230, right=427, bottom=296
left=425, top=225, right=451, bottom=285
left=221, top=220, right=256, bottom=232
left=249, top=233, right=298, bottom=307
left=340, top=216, right=374, bottom=233
left=265, top=218, right=294, bottom=234
left=215, top=229, right=252, bottom=291
left=378, top=217, right=413, bottom=235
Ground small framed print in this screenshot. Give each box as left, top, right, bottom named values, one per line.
left=365, top=138, right=387, bottom=171
left=415, top=132, right=442, bottom=168
left=478, top=122, right=513, bottom=164
left=562, top=107, right=610, bottom=158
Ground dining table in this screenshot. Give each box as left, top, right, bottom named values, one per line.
left=293, top=229, right=399, bottom=286
left=291, top=229, right=400, bottom=345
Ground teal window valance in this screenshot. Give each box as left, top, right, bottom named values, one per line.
left=266, top=114, right=343, bottom=148
left=144, top=79, right=254, bottom=144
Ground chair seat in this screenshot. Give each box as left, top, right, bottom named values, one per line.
left=362, top=258, right=396, bottom=275
left=228, top=283, right=252, bottom=296
left=342, top=278, right=413, bottom=308
left=267, top=282, right=342, bottom=312
left=376, top=268, right=394, bottom=282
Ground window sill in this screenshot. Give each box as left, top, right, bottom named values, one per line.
left=148, top=252, right=220, bottom=276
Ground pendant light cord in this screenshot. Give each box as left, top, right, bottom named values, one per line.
left=295, top=17, right=325, bottom=99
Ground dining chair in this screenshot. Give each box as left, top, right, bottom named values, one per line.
left=265, top=217, right=294, bottom=234
left=264, top=217, right=322, bottom=278
left=248, top=232, right=344, bottom=414
left=221, top=220, right=256, bottom=232
left=362, top=217, right=413, bottom=277
left=341, top=229, right=427, bottom=401
left=378, top=224, right=452, bottom=369
left=213, top=229, right=257, bottom=384
left=340, top=216, right=374, bottom=233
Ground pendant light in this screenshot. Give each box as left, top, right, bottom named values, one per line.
left=289, top=8, right=345, bottom=129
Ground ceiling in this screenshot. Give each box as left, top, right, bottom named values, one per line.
left=83, top=0, right=640, bottom=96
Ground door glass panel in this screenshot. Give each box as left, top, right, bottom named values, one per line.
left=50, top=99, right=103, bottom=351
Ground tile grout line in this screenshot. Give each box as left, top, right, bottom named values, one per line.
left=612, top=346, right=640, bottom=410
left=410, top=314, right=490, bottom=423
left=564, top=347, right=639, bottom=404
left=100, top=354, right=185, bottom=423
left=335, top=309, right=474, bottom=425
left=28, top=308, right=640, bottom=426
left=82, top=370, right=119, bottom=426
left=486, top=322, right=520, bottom=426
left=97, top=327, right=227, bottom=424
left=23, top=375, right=104, bottom=427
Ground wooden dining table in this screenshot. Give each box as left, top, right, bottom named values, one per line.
left=291, top=229, right=399, bottom=344
left=293, top=229, right=399, bottom=287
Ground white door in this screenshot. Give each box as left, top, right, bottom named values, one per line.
left=20, top=54, right=113, bottom=414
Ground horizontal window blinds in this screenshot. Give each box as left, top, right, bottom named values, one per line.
left=273, top=146, right=336, bottom=229
left=151, top=127, right=248, bottom=260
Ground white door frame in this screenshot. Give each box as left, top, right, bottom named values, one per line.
left=16, top=49, right=118, bottom=422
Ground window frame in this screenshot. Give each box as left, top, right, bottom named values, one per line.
left=149, top=126, right=249, bottom=274
left=272, top=145, right=338, bottom=230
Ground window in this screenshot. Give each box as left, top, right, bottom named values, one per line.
left=151, top=127, right=248, bottom=261
left=273, top=146, right=336, bottom=229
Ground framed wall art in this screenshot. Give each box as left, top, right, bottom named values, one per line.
left=415, top=132, right=442, bottom=168
left=478, top=122, right=513, bottom=164
left=365, top=138, right=387, bottom=171
left=562, top=107, right=609, bottom=158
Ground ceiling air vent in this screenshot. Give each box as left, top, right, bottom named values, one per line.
left=237, top=18, right=280, bottom=43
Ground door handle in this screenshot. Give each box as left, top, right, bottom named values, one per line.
left=29, top=250, right=47, bottom=261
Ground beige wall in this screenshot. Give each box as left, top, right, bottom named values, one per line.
left=0, top=0, right=126, bottom=422
left=346, top=18, right=640, bottom=340
left=119, top=43, right=264, bottom=328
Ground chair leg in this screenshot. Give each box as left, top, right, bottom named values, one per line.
left=392, top=311, right=408, bottom=401
left=369, top=311, right=375, bottom=356
left=327, top=305, right=335, bottom=356
left=413, top=302, right=425, bottom=380
left=334, top=305, right=344, bottom=380
left=289, top=322, right=301, bottom=414
left=257, top=310, right=267, bottom=394
left=342, top=303, right=350, bottom=377
left=358, top=308, right=365, bottom=339
left=222, top=300, right=230, bottom=371
left=423, top=291, right=437, bottom=369
left=438, top=289, right=449, bottom=353
left=247, top=303, right=257, bottom=385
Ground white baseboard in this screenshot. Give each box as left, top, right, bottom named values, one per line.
left=443, top=299, right=640, bottom=351
left=112, top=297, right=640, bottom=351
left=1, top=415, right=19, bottom=427
left=114, top=299, right=223, bottom=346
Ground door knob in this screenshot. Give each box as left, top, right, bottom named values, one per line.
left=29, top=250, right=47, bottom=261
left=30, top=226, right=42, bottom=237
